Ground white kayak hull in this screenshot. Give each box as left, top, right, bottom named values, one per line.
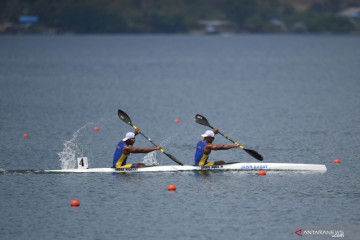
left=45, top=162, right=327, bottom=173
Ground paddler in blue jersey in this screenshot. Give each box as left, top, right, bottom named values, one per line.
left=195, top=129, right=240, bottom=166
left=113, top=129, right=161, bottom=168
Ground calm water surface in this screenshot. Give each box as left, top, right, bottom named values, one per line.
left=0, top=35, right=359, bottom=239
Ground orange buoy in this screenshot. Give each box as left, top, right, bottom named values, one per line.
left=23, top=133, right=29, bottom=138
left=258, top=170, right=266, bottom=176
left=93, top=126, right=99, bottom=131
left=334, top=159, right=341, bottom=163
left=174, top=119, right=180, bottom=123
left=70, top=200, right=80, bottom=207
left=168, top=184, right=176, bottom=191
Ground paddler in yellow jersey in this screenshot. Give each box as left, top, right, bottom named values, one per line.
left=113, top=128, right=161, bottom=168
left=195, top=129, right=240, bottom=166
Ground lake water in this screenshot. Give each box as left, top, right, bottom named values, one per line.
left=0, top=34, right=359, bottom=239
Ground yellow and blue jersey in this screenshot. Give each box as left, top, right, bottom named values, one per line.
left=113, top=141, right=134, bottom=168
left=194, top=141, right=216, bottom=166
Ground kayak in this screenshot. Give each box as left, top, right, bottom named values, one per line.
left=45, top=162, right=327, bottom=173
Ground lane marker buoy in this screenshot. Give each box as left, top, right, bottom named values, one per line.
left=93, top=126, right=99, bottom=131
left=258, top=170, right=266, bottom=176
left=23, top=133, right=29, bottom=138
left=70, top=200, right=80, bottom=207
left=168, top=184, right=176, bottom=191
left=334, top=159, right=341, bottom=163
left=174, top=119, right=179, bottom=123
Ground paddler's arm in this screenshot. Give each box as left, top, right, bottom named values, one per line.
left=123, top=145, right=161, bottom=154
left=204, top=144, right=240, bottom=153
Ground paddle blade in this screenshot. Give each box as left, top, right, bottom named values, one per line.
left=244, top=148, right=263, bottom=161
left=163, top=152, right=183, bottom=166
left=195, top=114, right=212, bottom=128
left=118, top=109, right=132, bottom=125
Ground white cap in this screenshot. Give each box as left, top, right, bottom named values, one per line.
left=201, top=130, right=215, bottom=138
left=122, top=132, right=135, bottom=141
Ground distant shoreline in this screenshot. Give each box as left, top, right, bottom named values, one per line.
left=1, top=32, right=360, bottom=36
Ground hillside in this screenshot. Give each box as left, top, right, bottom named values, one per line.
left=0, top=0, right=359, bottom=34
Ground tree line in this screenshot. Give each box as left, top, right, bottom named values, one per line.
left=0, top=0, right=358, bottom=33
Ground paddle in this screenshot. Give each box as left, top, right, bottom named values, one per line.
left=118, top=109, right=183, bottom=165
left=195, top=114, right=263, bottom=161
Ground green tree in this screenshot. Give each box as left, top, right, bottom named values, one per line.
left=305, top=14, right=354, bottom=32
left=59, top=3, right=127, bottom=33
left=222, top=0, right=257, bottom=28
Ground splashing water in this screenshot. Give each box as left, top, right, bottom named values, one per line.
left=142, top=134, right=177, bottom=166
left=143, top=151, right=158, bottom=166
left=57, top=124, right=90, bottom=169
left=57, top=113, right=120, bottom=169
